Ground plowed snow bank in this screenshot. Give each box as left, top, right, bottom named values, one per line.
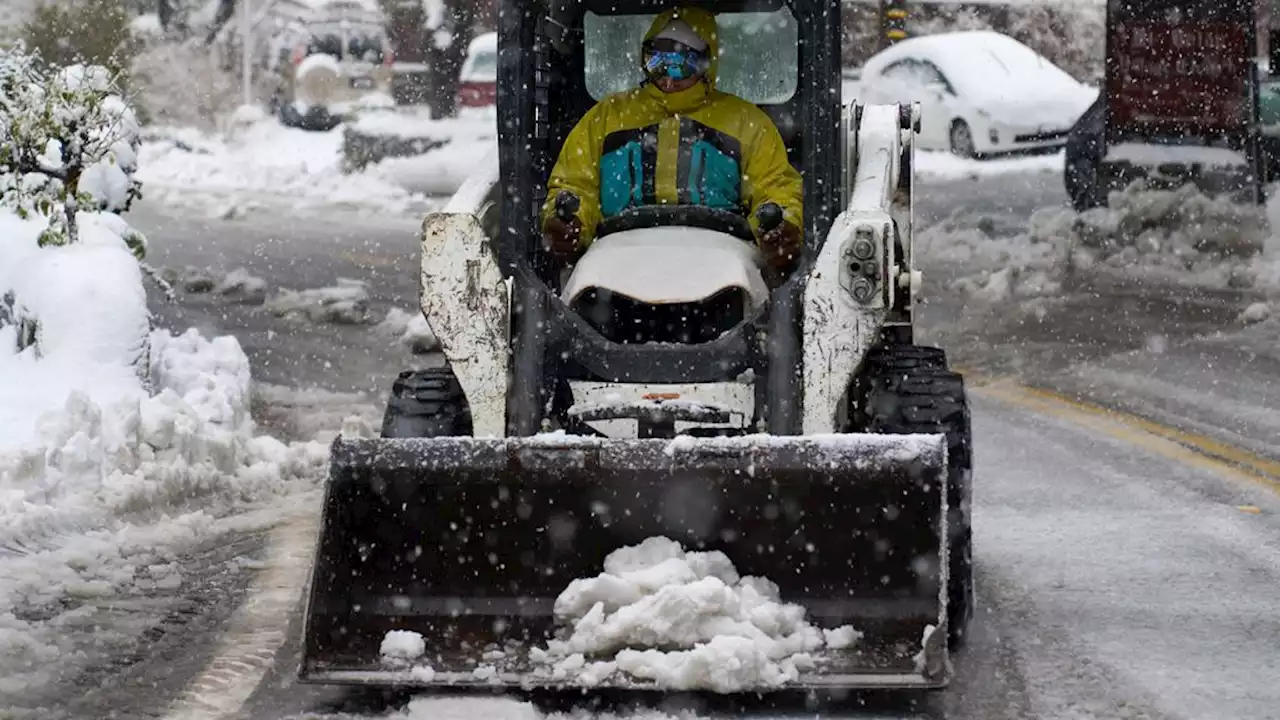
left=923, top=183, right=1276, bottom=303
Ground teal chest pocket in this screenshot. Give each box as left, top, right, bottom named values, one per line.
left=688, top=140, right=741, bottom=210
left=600, top=142, right=642, bottom=217
left=600, top=127, right=658, bottom=216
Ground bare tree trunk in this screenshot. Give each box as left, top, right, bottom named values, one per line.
left=158, top=0, right=174, bottom=30
left=206, top=0, right=236, bottom=44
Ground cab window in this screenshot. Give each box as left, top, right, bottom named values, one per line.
left=583, top=8, right=798, bottom=105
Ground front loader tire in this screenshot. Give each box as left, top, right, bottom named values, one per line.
left=858, top=345, right=974, bottom=650
left=380, top=367, right=472, bottom=438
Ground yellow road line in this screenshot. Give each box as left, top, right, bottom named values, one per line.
left=957, top=368, right=1280, bottom=498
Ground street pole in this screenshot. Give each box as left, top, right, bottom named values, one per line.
left=881, top=0, right=909, bottom=50
left=241, top=0, right=253, bottom=107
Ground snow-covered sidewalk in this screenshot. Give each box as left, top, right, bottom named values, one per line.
left=2, top=197, right=328, bottom=716
left=0, top=319, right=328, bottom=709
left=136, top=116, right=434, bottom=216
left=915, top=148, right=1064, bottom=180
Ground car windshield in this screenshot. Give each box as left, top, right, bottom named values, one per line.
left=346, top=32, right=386, bottom=63
left=583, top=8, right=798, bottom=104
left=463, top=51, right=497, bottom=81
left=304, top=22, right=385, bottom=62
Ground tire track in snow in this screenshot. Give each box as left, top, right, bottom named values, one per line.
left=161, top=493, right=321, bottom=720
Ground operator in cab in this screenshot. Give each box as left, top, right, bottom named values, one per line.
left=540, top=6, right=805, bottom=273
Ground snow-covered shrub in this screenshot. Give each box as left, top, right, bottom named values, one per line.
left=1, top=46, right=159, bottom=374
left=844, top=2, right=1106, bottom=83
left=1006, top=3, right=1106, bottom=85
left=0, top=47, right=145, bottom=244
left=907, top=6, right=991, bottom=36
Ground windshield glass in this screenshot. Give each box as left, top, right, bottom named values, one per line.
left=305, top=22, right=385, bottom=62
left=463, top=51, right=497, bottom=81
left=583, top=8, right=798, bottom=104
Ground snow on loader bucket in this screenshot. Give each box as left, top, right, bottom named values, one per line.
left=299, top=432, right=950, bottom=691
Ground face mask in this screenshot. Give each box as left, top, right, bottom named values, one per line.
left=642, top=40, right=708, bottom=82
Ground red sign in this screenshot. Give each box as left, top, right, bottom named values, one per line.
left=1107, top=22, right=1251, bottom=132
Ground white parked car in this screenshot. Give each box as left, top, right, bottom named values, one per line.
left=858, top=31, right=1097, bottom=157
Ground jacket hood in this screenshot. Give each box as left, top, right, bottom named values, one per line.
left=643, top=7, right=720, bottom=89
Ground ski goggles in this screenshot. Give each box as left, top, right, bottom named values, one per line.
left=642, top=39, right=709, bottom=81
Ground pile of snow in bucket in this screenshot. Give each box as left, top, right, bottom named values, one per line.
left=375, top=695, right=698, bottom=720
left=379, top=537, right=862, bottom=693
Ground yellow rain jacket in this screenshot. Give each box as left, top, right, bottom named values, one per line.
left=540, top=7, right=804, bottom=248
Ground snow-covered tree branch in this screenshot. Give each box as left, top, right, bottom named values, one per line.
left=0, top=46, right=144, bottom=251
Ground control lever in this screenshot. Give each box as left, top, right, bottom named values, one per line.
left=544, top=191, right=582, bottom=286
left=755, top=202, right=788, bottom=289
left=555, top=190, right=581, bottom=222
left=756, top=202, right=783, bottom=233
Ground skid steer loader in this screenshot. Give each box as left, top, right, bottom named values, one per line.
left=298, top=0, right=974, bottom=694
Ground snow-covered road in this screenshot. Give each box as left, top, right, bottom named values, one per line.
left=87, top=170, right=1278, bottom=720
left=203, top=388, right=1280, bottom=720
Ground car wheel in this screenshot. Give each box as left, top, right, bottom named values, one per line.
left=1066, top=154, right=1103, bottom=211
left=950, top=119, right=977, bottom=159
left=278, top=101, right=301, bottom=128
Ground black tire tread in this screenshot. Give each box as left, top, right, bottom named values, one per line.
left=861, top=344, right=974, bottom=650
left=380, top=367, right=472, bottom=438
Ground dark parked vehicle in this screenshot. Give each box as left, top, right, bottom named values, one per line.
left=1067, top=0, right=1269, bottom=211
left=1064, top=68, right=1280, bottom=211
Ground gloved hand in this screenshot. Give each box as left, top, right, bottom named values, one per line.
left=760, top=220, right=803, bottom=270
left=542, top=214, right=582, bottom=260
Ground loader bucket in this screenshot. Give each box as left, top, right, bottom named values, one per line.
left=299, top=433, right=950, bottom=692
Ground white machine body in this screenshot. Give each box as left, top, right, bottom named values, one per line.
left=417, top=104, right=917, bottom=439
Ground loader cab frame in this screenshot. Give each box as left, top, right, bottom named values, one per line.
left=494, top=0, right=846, bottom=437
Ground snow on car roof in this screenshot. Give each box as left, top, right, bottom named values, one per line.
left=469, top=32, right=498, bottom=53
left=866, top=30, right=1079, bottom=97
